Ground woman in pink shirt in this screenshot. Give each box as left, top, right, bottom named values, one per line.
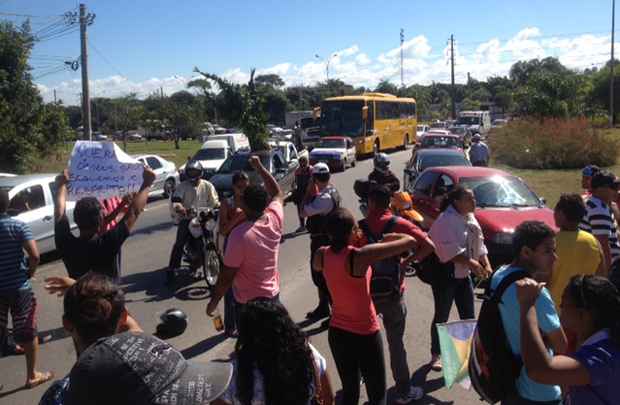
left=313, top=208, right=417, bottom=405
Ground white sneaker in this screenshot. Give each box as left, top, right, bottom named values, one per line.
left=394, top=385, right=424, bottom=404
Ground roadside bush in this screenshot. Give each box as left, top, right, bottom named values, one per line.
left=490, top=117, right=619, bottom=169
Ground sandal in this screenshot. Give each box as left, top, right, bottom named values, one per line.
left=25, top=371, right=54, bottom=389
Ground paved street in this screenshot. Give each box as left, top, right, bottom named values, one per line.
left=0, top=147, right=481, bottom=405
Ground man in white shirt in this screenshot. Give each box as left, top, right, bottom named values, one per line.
left=167, top=161, right=219, bottom=285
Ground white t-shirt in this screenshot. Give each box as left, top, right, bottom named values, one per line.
left=220, top=344, right=327, bottom=405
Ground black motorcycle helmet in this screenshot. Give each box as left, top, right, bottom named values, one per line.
left=156, top=308, right=188, bottom=338
left=185, top=160, right=204, bottom=180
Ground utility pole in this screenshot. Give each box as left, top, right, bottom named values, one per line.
left=611, top=0, right=616, bottom=127
left=53, top=89, right=57, bottom=104
left=400, top=28, right=405, bottom=88
left=450, top=34, right=456, bottom=120
left=79, top=4, right=95, bottom=140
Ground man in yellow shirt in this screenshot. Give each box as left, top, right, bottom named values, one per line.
left=549, top=194, right=605, bottom=308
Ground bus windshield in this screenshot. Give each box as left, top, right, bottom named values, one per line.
left=457, top=116, right=480, bottom=125
left=320, top=101, right=364, bottom=137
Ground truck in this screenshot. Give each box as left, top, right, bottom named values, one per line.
left=456, top=110, right=491, bottom=135
left=285, top=110, right=314, bottom=128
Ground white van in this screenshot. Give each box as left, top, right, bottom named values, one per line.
left=201, top=133, right=250, bottom=154
left=180, top=140, right=232, bottom=179
left=456, top=111, right=491, bottom=135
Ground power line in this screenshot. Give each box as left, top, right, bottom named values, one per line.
left=88, top=39, right=126, bottom=77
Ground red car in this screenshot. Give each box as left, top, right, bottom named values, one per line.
left=406, top=166, right=555, bottom=268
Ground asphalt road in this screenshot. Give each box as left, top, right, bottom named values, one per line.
left=0, top=146, right=482, bottom=405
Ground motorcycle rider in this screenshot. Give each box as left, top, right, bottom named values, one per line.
left=369, top=153, right=400, bottom=194
left=167, top=161, right=219, bottom=286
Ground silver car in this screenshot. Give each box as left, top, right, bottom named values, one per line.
left=0, top=174, right=77, bottom=255
left=133, top=154, right=179, bottom=198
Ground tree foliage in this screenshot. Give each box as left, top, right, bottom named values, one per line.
left=0, top=21, right=68, bottom=173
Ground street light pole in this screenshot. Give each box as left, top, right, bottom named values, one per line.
left=316, top=53, right=338, bottom=82
left=611, top=0, right=616, bottom=127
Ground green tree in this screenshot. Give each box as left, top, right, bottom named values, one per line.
left=374, top=80, right=399, bottom=95
left=255, top=74, right=285, bottom=88
left=240, top=69, right=269, bottom=151
left=0, top=20, right=68, bottom=172
left=194, top=67, right=244, bottom=127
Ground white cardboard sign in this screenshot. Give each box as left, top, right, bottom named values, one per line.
left=68, top=141, right=144, bottom=201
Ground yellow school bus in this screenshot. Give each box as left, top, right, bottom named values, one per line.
left=320, top=93, right=417, bottom=156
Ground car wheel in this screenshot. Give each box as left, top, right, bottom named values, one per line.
left=163, top=178, right=175, bottom=198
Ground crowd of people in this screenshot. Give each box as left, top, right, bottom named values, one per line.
left=0, top=149, right=619, bottom=405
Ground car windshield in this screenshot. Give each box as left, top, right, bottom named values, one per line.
left=421, top=136, right=461, bottom=148
left=218, top=154, right=271, bottom=174
left=193, top=148, right=226, bottom=160
left=449, top=127, right=466, bottom=134
left=430, top=122, right=445, bottom=128
left=319, top=139, right=346, bottom=148
left=417, top=125, right=425, bottom=131
left=460, top=176, right=542, bottom=208
left=320, top=101, right=364, bottom=137
left=457, top=116, right=480, bottom=125
left=418, top=154, right=470, bottom=171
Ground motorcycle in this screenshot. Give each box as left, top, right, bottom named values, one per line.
left=182, top=207, right=221, bottom=288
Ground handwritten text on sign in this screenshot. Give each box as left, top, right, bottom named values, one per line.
left=68, top=141, right=144, bottom=201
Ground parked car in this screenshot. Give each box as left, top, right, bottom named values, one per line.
left=133, top=154, right=179, bottom=198
left=0, top=173, right=16, bottom=177
left=309, top=136, right=356, bottom=172
left=180, top=140, right=232, bottom=180
left=403, top=148, right=470, bottom=191
left=416, top=125, right=430, bottom=140
left=127, top=133, right=144, bottom=142
left=418, top=133, right=464, bottom=150
left=0, top=174, right=77, bottom=255
left=407, top=166, right=554, bottom=268
left=430, top=120, right=449, bottom=129
left=209, top=150, right=297, bottom=198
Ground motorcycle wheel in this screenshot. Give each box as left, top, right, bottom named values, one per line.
left=202, top=243, right=221, bottom=288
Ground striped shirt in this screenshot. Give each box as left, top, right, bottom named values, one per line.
left=579, top=196, right=620, bottom=264
left=0, top=214, right=33, bottom=292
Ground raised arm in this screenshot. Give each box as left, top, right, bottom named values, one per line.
left=54, top=169, right=69, bottom=223
left=123, top=166, right=156, bottom=231
left=249, top=155, right=283, bottom=202
left=351, top=233, right=417, bottom=276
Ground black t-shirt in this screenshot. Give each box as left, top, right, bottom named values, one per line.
left=54, top=215, right=130, bottom=280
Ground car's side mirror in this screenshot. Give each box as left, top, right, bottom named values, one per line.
left=540, top=197, right=546, bottom=205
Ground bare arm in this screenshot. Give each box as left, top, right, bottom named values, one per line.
left=54, top=169, right=69, bottom=222
left=206, top=265, right=238, bottom=316
left=123, top=167, right=156, bottom=232
left=595, top=234, right=611, bottom=271
left=23, top=239, right=40, bottom=278
left=320, top=372, right=335, bottom=405
left=249, top=156, right=283, bottom=202
left=520, top=302, right=589, bottom=386
left=351, top=233, right=416, bottom=277
left=595, top=240, right=608, bottom=277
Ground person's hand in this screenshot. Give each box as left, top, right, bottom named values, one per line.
left=206, top=298, right=219, bottom=317
left=56, top=169, right=69, bottom=186
left=516, top=278, right=544, bottom=308
left=121, top=193, right=134, bottom=207
left=248, top=155, right=262, bottom=170
left=469, top=259, right=485, bottom=277
left=142, top=166, right=156, bottom=186
left=44, top=276, right=76, bottom=297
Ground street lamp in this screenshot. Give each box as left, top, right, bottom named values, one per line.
left=315, top=52, right=338, bottom=81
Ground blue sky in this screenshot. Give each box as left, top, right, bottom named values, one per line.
left=2, top=0, right=616, bottom=103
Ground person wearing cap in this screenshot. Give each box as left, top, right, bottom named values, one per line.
left=356, top=185, right=436, bottom=403
left=301, top=162, right=342, bottom=324
left=206, top=156, right=284, bottom=321
left=39, top=273, right=144, bottom=405
left=167, top=160, right=219, bottom=286
left=469, top=134, right=489, bottom=167
left=581, top=165, right=600, bottom=198
left=579, top=170, right=620, bottom=275
left=61, top=330, right=231, bottom=405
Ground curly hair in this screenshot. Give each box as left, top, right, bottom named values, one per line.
left=235, top=299, right=314, bottom=405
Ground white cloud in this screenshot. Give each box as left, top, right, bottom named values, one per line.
left=39, top=27, right=619, bottom=104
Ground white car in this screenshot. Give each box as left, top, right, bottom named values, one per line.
left=309, top=136, right=356, bottom=172
left=416, top=125, right=429, bottom=140
left=180, top=139, right=233, bottom=179
left=133, top=154, right=179, bottom=198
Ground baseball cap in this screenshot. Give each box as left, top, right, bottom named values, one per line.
left=582, top=165, right=600, bottom=177
left=590, top=171, right=618, bottom=190
left=312, top=162, right=330, bottom=175
left=65, top=332, right=232, bottom=405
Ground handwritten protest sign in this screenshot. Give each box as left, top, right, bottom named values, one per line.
left=68, top=141, right=144, bottom=201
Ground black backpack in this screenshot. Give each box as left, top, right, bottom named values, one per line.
left=416, top=253, right=454, bottom=286
left=358, top=217, right=402, bottom=301
left=469, top=269, right=528, bottom=404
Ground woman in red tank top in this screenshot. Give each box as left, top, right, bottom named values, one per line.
left=313, top=207, right=417, bottom=405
